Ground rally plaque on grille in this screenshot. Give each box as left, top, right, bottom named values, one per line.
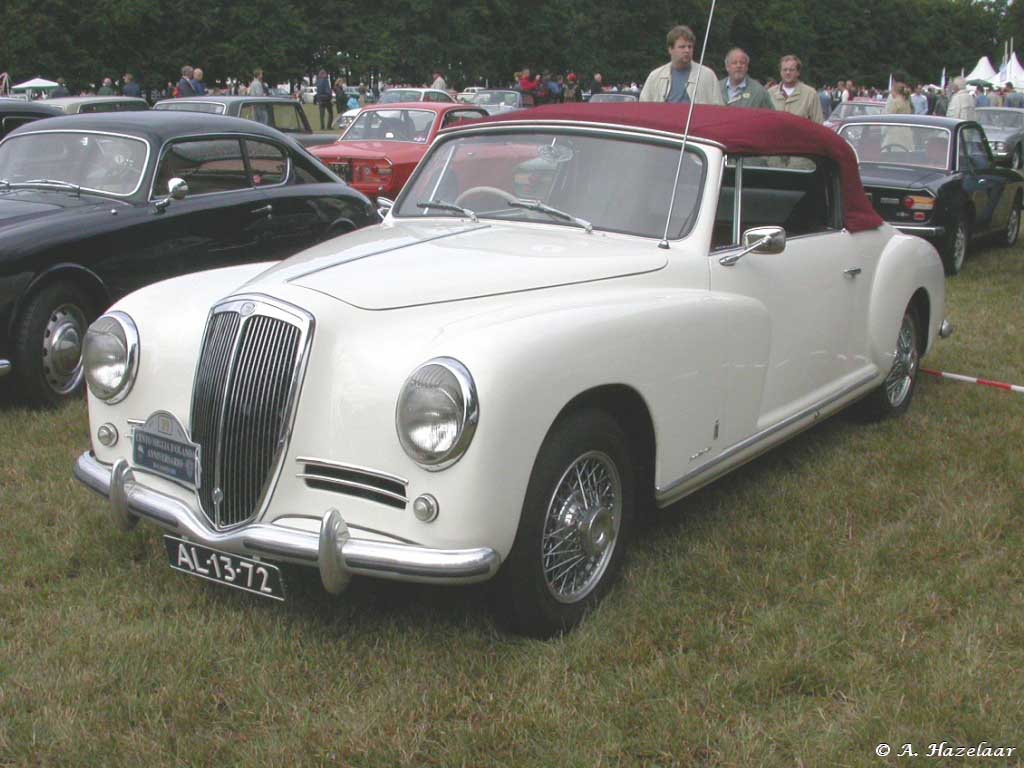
left=132, top=410, right=201, bottom=487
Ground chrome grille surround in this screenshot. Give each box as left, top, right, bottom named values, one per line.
left=190, top=295, right=314, bottom=531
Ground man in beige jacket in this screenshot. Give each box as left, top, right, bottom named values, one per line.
left=639, top=25, right=724, bottom=106
left=767, top=55, right=823, bottom=122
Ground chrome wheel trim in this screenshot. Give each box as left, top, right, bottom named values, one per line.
left=1014, top=147, right=1023, bottom=170
left=1007, top=205, right=1020, bottom=244
left=952, top=220, right=967, bottom=273
left=42, top=302, right=87, bottom=395
left=884, top=312, right=918, bottom=408
left=541, top=450, right=622, bottom=604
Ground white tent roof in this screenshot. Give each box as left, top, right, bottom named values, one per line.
left=12, top=77, right=58, bottom=90
left=965, top=56, right=998, bottom=83
left=997, top=53, right=1024, bottom=89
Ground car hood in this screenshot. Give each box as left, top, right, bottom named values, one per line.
left=858, top=163, right=949, bottom=189
left=245, top=220, right=668, bottom=310
left=0, top=189, right=116, bottom=228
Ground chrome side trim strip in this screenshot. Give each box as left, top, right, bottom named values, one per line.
left=656, top=373, right=878, bottom=506
left=296, top=474, right=409, bottom=505
left=894, top=224, right=945, bottom=237
left=0, top=359, right=10, bottom=378
left=73, top=451, right=500, bottom=586
left=296, top=457, right=408, bottom=487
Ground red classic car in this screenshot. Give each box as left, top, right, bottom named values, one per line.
left=311, top=102, right=488, bottom=201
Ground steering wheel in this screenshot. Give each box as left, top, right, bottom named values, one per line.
left=882, top=144, right=910, bottom=153
left=454, top=185, right=519, bottom=208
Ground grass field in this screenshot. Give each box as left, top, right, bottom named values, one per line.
left=1, top=240, right=1022, bottom=766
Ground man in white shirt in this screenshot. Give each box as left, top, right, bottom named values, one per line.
left=430, top=70, right=447, bottom=91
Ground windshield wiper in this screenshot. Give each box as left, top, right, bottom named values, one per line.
left=12, top=179, right=82, bottom=196
left=416, top=199, right=478, bottom=222
left=508, top=199, right=593, bottom=234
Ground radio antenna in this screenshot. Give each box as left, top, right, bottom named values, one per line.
left=659, top=0, right=720, bottom=249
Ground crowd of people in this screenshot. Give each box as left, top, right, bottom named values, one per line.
left=7, top=24, right=1024, bottom=130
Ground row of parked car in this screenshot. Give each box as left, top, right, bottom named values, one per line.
left=0, top=91, right=1014, bottom=635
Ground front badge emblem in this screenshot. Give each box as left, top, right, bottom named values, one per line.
left=240, top=302, right=256, bottom=316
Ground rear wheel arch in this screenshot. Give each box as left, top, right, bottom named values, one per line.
left=908, top=287, right=930, bottom=354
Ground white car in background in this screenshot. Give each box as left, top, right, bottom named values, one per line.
left=75, top=104, right=949, bottom=637
left=335, top=87, right=453, bottom=130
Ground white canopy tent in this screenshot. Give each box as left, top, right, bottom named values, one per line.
left=996, top=52, right=1024, bottom=89
left=964, top=56, right=998, bottom=83
left=11, top=77, right=59, bottom=91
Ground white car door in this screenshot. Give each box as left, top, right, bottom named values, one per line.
left=709, top=156, right=858, bottom=431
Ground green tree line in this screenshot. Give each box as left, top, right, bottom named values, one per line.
left=2, top=0, right=1021, bottom=90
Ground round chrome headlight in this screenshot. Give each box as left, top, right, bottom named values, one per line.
left=83, top=311, right=139, bottom=403
left=396, top=357, right=478, bottom=470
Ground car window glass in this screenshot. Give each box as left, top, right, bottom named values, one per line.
left=1, top=116, right=37, bottom=136
left=0, top=131, right=148, bottom=195
left=398, top=131, right=705, bottom=240
left=156, top=101, right=225, bottom=115
left=714, top=155, right=837, bottom=247
left=118, top=101, right=148, bottom=112
left=239, top=103, right=274, bottom=126
left=962, top=127, right=991, bottom=169
left=840, top=124, right=950, bottom=169
left=154, top=139, right=248, bottom=197
left=80, top=102, right=116, bottom=113
left=344, top=109, right=436, bottom=142
left=442, top=110, right=485, bottom=129
left=271, top=104, right=304, bottom=132
left=245, top=139, right=288, bottom=185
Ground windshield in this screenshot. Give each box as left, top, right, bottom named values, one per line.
left=839, top=123, right=951, bottom=169
left=472, top=91, right=518, bottom=107
left=589, top=93, right=637, bottom=103
left=380, top=90, right=423, bottom=104
left=155, top=101, right=226, bottom=115
left=831, top=102, right=883, bottom=120
left=396, top=130, right=705, bottom=239
left=0, top=131, right=149, bottom=195
left=978, top=110, right=1024, bottom=130
left=342, top=109, right=435, bottom=142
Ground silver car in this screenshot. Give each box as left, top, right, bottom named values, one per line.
left=977, top=107, right=1024, bottom=169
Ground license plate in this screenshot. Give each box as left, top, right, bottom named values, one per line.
left=164, top=536, right=285, bottom=601
left=132, top=411, right=200, bottom=487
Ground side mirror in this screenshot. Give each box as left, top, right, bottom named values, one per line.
left=168, top=177, right=189, bottom=200
left=718, top=226, right=786, bottom=266
left=377, top=196, right=394, bottom=219
left=743, top=225, right=786, bottom=254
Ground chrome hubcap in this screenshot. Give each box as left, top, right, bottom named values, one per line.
left=42, top=303, right=87, bottom=394
left=884, top=313, right=918, bottom=407
left=541, top=450, right=622, bottom=603
left=1008, top=207, right=1020, bottom=243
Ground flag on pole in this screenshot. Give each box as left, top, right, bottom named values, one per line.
left=888, top=73, right=893, bottom=93
left=940, top=67, right=946, bottom=89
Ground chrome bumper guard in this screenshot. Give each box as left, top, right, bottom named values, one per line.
left=894, top=223, right=946, bottom=238
left=0, top=359, right=10, bottom=379
left=939, top=318, right=955, bottom=339
left=74, top=452, right=500, bottom=592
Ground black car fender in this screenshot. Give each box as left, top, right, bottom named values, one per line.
left=8, top=262, right=110, bottom=337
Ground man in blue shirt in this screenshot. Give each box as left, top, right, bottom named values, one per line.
left=122, top=73, right=141, bottom=98
left=191, top=68, right=207, bottom=96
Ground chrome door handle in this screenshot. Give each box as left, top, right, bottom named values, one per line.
left=251, top=204, right=273, bottom=218
left=843, top=267, right=862, bottom=277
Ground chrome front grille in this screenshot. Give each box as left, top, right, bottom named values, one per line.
left=190, top=298, right=312, bottom=530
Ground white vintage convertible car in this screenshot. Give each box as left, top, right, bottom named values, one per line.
left=75, top=103, right=951, bottom=636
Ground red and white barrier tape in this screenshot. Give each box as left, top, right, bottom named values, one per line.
left=921, top=368, right=1024, bottom=395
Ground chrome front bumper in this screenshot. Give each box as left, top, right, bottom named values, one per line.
left=894, top=223, right=946, bottom=237
left=0, top=359, right=10, bottom=379
left=74, top=451, right=500, bottom=592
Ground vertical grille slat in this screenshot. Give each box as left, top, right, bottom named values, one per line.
left=189, top=303, right=307, bottom=530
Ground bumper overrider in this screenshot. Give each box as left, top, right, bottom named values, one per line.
left=74, top=452, right=500, bottom=593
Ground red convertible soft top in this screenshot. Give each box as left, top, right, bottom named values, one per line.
left=467, top=103, right=884, bottom=234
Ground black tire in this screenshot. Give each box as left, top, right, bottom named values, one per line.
left=1000, top=195, right=1021, bottom=247
left=13, top=281, right=95, bottom=408
left=851, top=305, right=920, bottom=422
left=940, top=209, right=969, bottom=276
left=493, top=408, right=634, bottom=638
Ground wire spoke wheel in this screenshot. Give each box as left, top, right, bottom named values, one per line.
left=541, top=450, right=622, bottom=603
left=1006, top=205, right=1020, bottom=246
left=884, top=311, right=919, bottom=408
left=951, top=220, right=967, bottom=273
